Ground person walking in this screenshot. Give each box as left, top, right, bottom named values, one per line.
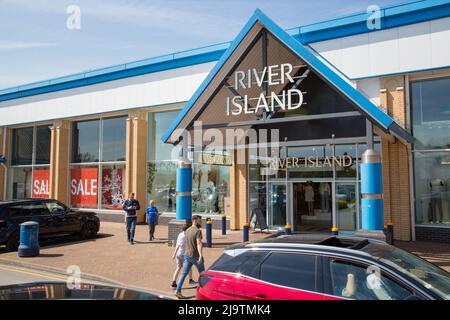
left=122, top=192, right=141, bottom=245
left=175, top=215, right=204, bottom=299
left=170, top=224, right=195, bottom=289
left=146, top=199, right=160, bottom=241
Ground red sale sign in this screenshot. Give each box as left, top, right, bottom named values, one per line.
left=32, top=169, right=50, bottom=198
left=70, top=167, right=98, bottom=208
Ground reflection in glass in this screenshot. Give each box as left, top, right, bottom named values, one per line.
left=288, top=145, right=333, bottom=179
left=35, top=125, right=51, bottom=165
left=414, top=151, right=450, bottom=225
left=147, top=161, right=177, bottom=212
left=71, top=120, right=100, bottom=163
left=411, top=77, right=450, bottom=149
left=336, top=183, right=357, bottom=231
left=11, top=127, right=33, bottom=165
left=335, top=145, right=357, bottom=179
left=10, top=167, right=32, bottom=199
left=102, top=117, right=126, bottom=162
left=148, top=111, right=181, bottom=162
left=192, top=163, right=230, bottom=215
left=269, top=184, right=286, bottom=229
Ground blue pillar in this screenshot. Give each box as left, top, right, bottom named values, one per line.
left=360, top=149, right=384, bottom=231
left=176, top=160, right=192, bottom=221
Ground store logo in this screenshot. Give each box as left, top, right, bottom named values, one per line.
left=269, top=155, right=353, bottom=170
left=226, top=63, right=305, bottom=116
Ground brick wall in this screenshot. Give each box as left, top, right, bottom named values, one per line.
left=380, top=76, right=412, bottom=241
left=416, top=226, right=450, bottom=243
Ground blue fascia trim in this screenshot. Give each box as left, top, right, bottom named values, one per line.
left=293, top=0, right=450, bottom=44
left=163, top=9, right=396, bottom=143
left=0, top=49, right=225, bottom=103
left=161, top=11, right=262, bottom=143
left=350, top=64, right=450, bottom=81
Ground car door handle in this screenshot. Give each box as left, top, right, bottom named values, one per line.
left=255, top=294, right=266, bottom=299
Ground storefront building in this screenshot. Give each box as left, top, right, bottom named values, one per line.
left=1, top=1, right=450, bottom=242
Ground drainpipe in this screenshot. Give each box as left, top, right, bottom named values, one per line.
left=1, top=127, right=7, bottom=200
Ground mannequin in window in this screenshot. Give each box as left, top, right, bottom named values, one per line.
left=304, top=183, right=315, bottom=216
left=319, top=182, right=331, bottom=213
left=429, top=178, right=444, bottom=223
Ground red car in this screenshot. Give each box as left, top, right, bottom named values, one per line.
left=197, top=234, right=450, bottom=300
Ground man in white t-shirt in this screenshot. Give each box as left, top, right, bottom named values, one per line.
left=171, top=225, right=195, bottom=289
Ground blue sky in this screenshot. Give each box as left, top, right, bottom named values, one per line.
left=0, top=0, right=405, bottom=89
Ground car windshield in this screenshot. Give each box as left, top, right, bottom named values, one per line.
left=362, top=243, right=450, bottom=300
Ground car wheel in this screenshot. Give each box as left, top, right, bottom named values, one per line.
left=6, top=231, right=20, bottom=252
left=80, top=221, right=98, bottom=239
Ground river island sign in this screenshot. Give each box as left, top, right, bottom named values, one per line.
left=226, top=63, right=305, bottom=116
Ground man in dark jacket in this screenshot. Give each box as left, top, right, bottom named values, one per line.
left=122, top=192, right=141, bottom=245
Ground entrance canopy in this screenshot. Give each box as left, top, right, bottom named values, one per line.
left=162, top=9, right=413, bottom=145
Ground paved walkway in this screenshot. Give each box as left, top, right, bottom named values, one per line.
left=0, top=222, right=268, bottom=297
left=0, top=222, right=448, bottom=297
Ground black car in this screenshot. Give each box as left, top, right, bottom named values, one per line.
left=0, top=199, right=100, bottom=251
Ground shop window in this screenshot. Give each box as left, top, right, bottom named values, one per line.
left=411, top=77, right=450, bottom=227
left=11, top=127, right=33, bottom=166
left=413, top=151, right=450, bottom=226
left=411, top=77, right=450, bottom=150
left=35, top=125, right=51, bottom=165
left=335, top=144, right=357, bottom=179
left=9, top=125, right=51, bottom=200
left=147, top=161, right=177, bottom=212
left=71, top=120, right=100, bottom=163
left=192, top=163, right=230, bottom=215
left=101, top=164, right=126, bottom=210
left=102, top=117, right=126, bottom=162
left=70, top=117, right=126, bottom=210
left=10, top=167, right=32, bottom=199
left=70, top=166, right=99, bottom=209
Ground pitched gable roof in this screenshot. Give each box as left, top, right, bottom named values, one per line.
left=162, top=9, right=413, bottom=144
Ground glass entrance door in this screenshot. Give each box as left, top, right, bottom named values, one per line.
left=335, top=183, right=357, bottom=231
left=292, top=182, right=332, bottom=232
left=269, top=183, right=287, bottom=229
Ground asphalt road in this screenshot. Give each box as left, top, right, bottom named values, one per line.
left=0, top=263, right=65, bottom=286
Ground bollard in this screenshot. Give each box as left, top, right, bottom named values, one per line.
left=385, top=222, right=394, bottom=245
left=221, top=215, right=227, bottom=236
left=243, top=222, right=250, bottom=242
left=331, top=226, right=339, bottom=236
left=18, top=221, right=40, bottom=257
left=284, top=224, right=292, bottom=235
left=205, top=219, right=212, bottom=248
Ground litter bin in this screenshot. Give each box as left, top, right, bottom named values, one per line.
left=18, top=221, right=40, bottom=257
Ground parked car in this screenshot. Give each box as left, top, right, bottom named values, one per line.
left=0, top=281, right=170, bottom=300
left=0, top=199, right=100, bottom=251
left=197, top=234, right=450, bottom=300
